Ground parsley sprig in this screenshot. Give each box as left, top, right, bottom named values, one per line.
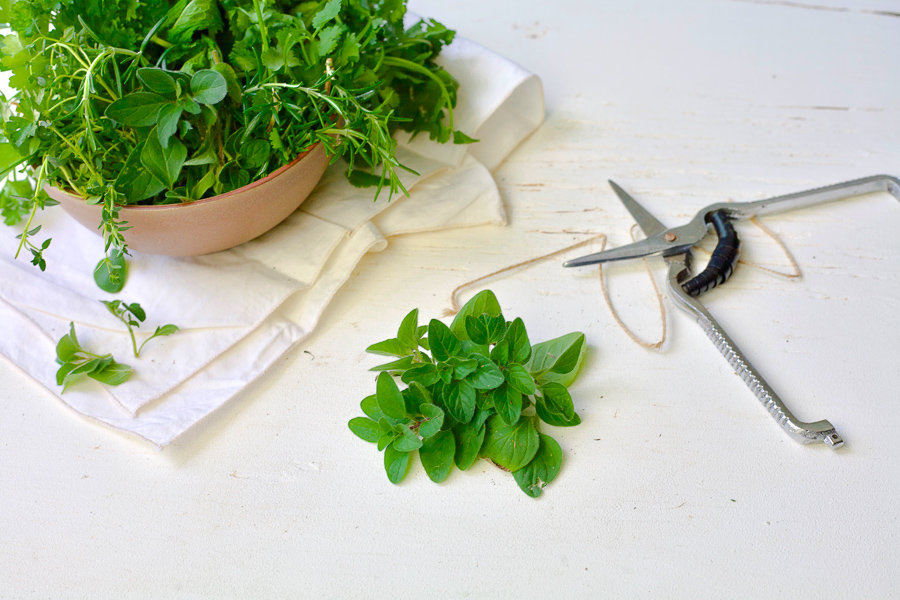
left=349, top=291, right=588, bottom=498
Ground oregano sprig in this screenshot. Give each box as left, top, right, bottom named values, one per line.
left=55, top=322, right=133, bottom=392
left=349, top=290, right=588, bottom=498
left=100, top=299, right=178, bottom=358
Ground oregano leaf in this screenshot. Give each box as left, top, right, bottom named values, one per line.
left=383, top=445, right=411, bottom=484
left=512, top=434, right=563, bottom=497
left=348, top=417, right=381, bottom=443
left=484, top=414, right=539, bottom=472
left=375, top=371, right=406, bottom=420
left=428, top=318, right=461, bottom=361
left=419, top=430, right=455, bottom=483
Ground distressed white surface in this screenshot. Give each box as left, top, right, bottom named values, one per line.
left=1, top=0, right=898, bottom=597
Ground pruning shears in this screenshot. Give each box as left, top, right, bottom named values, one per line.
left=564, top=174, right=900, bottom=448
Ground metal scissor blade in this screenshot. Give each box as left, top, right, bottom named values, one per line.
left=563, top=180, right=684, bottom=267
left=562, top=236, right=677, bottom=267
left=607, top=180, right=668, bottom=237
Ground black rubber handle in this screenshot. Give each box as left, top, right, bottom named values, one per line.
left=681, top=210, right=740, bottom=297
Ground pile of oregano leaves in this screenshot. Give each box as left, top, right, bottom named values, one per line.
left=0, top=0, right=466, bottom=276
left=349, top=290, right=587, bottom=498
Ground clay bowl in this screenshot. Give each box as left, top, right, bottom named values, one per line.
left=47, top=143, right=329, bottom=256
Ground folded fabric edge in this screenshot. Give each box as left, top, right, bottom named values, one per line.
left=141, top=221, right=388, bottom=448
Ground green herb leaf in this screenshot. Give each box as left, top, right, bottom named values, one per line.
left=383, top=444, right=411, bottom=484
left=492, top=382, right=523, bottom=425
left=348, top=416, right=381, bottom=443
left=503, top=317, right=532, bottom=364
left=505, top=363, right=536, bottom=395
left=417, top=403, right=444, bottom=439
left=369, top=355, right=416, bottom=372
left=88, top=360, right=134, bottom=386
left=484, top=414, right=540, bottom=472
left=137, top=68, right=177, bottom=98
left=190, top=69, right=227, bottom=105
left=397, top=308, right=419, bottom=351
left=156, top=104, right=183, bottom=149
left=419, top=430, right=455, bottom=483
left=527, top=332, right=586, bottom=386
left=401, top=363, right=439, bottom=387
left=105, top=92, right=170, bottom=127
left=464, top=315, right=489, bottom=345
left=535, top=382, right=581, bottom=427
left=93, top=248, right=128, bottom=293
left=468, top=354, right=505, bottom=390
left=427, top=318, right=461, bottom=361
left=311, top=0, right=342, bottom=29
left=512, top=434, right=563, bottom=498
left=141, top=126, right=187, bottom=188
left=393, top=426, right=423, bottom=452
left=453, top=419, right=487, bottom=471
left=449, top=290, right=502, bottom=341
left=366, top=337, right=408, bottom=357
left=360, top=394, right=383, bottom=421
left=443, top=379, right=476, bottom=424
left=375, top=371, right=406, bottom=420
left=55, top=323, right=81, bottom=363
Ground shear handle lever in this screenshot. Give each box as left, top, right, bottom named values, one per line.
left=680, top=210, right=741, bottom=297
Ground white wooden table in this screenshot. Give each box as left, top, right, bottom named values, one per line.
left=2, top=1, right=898, bottom=597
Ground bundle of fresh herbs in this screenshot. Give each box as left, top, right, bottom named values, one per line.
left=349, top=290, right=587, bottom=498
left=0, top=0, right=466, bottom=277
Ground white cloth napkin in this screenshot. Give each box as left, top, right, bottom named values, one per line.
left=0, top=35, right=544, bottom=447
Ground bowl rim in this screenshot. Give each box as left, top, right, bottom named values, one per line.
left=48, top=143, right=320, bottom=212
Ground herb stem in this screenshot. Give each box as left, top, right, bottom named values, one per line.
left=381, top=56, right=454, bottom=130
left=14, top=157, right=48, bottom=260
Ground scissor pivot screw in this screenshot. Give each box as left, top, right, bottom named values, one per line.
left=664, top=232, right=678, bottom=242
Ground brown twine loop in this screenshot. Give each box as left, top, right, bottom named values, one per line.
left=444, top=216, right=801, bottom=350
left=444, top=233, right=607, bottom=316
left=599, top=224, right=668, bottom=349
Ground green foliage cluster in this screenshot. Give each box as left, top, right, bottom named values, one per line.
left=55, top=299, right=178, bottom=391
left=349, top=290, right=587, bottom=498
left=0, top=0, right=465, bottom=273
left=55, top=322, right=133, bottom=391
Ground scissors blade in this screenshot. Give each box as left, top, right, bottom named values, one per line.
left=607, top=180, right=668, bottom=237
left=563, top=180, right=681, bottom=268
left=562, top=237, right=675, bottom=267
